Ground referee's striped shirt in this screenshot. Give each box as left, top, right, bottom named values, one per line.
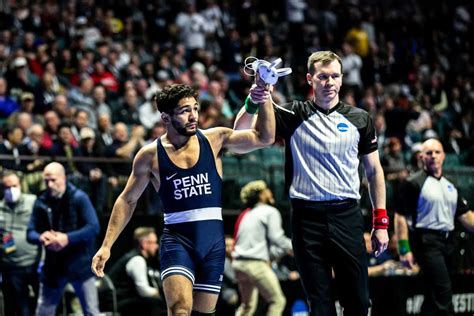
left=275, top=100, right=378, bottom=201
left=397, top=170, right=470, bottom=231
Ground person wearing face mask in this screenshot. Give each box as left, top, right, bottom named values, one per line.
left=0, top=171, right=40, bottom=316
left=27, top=162, right=100, bottom=315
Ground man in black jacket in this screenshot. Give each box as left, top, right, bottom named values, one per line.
left=27, top=162, right=100, bottom=315
left=108, top=227, right=163, bottom=316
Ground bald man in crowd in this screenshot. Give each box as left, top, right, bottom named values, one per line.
left=395, top=138, right=474, bottom=316
left=27, top=162, right=100, bottom=315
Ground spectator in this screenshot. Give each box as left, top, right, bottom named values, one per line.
left=139, top=94, right=163, bottom=130
left=77, top=127, right=107, bottom=215
left=90, top=59, right=119, bottom=93
left=33, top=72, right=58, bottom=113
left=91, top=85, right=112, bottom=128
left=381, top=137, right=408, bottom=181
left=5, top=56, right=38, bottom=102
left=27, top=162, right=100, bottom=315
left=70, top=108, right=90, bottom=143
left=95, top=112, right=114, bottom=154
left=105, top=122, right=145, bottom=181
left=0, top=77, right=20, bottom=118
left=341, top=42, right=363, bottom=101
left=232, top=180, right=292, bottom=316
left=22, top=123, right=49, bottom=172
left=0, top=171, right=40, bottom=316
left=50, top=123, right=82, bottom=175
left=15, top=111, right=33, bottom=136
left=108, top=227, right=163, bottom=316
left=42, top=110, right=61, bottom=150
left=112, top=87, right=141, bottom=125
left=0, top=125, right=31, bottom=172
left=6, top=92, right=36, bottom=127
left=51, top=94, right=72, bottom=121
left=68, top=76, right=95, bottom=109
left=175, top=1, right=212, bottom=60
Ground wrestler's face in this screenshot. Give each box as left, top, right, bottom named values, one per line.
left=171, top=97, right=199, bottom=136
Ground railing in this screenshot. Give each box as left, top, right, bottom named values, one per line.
left=1, top=150, right=474, bottom=214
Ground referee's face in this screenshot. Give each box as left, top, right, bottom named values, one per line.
left=421, top=139, right=445, bottom=175
left=307, top=60, right=343, bottom=107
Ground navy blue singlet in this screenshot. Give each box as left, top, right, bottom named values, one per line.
left=157, top=130, right=225, bottom=294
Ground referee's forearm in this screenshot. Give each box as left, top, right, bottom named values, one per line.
left=367, top=167, right=386, bottom=210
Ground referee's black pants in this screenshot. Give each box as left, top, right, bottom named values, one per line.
left=412, top=229, right=455, bottom=316
left=291, top=199, right=369, bottom=316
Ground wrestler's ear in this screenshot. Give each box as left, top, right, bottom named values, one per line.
left=161, top=112, right=170, bottom=123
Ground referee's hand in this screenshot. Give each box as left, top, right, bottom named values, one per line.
left=371, top=228, right=389, bottom=257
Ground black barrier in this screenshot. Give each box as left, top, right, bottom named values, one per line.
left=248, top=274, right=474, bottom=316
left=368, top=274, right=474, bottom=316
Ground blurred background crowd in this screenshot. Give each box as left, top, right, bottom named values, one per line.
left=0, top=0, right=473, bottom=315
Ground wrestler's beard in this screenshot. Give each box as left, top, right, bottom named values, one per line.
left=171, top=119, right=197, bottom=136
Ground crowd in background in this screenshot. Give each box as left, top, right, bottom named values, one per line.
left=1, top=0, right=474, bottom=314
left=0, top=0, right=473, bottom=165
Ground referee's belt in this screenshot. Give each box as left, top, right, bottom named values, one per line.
left=415, top=228, right=452, bottom=239
left=291, top=198, right=357, bottom=211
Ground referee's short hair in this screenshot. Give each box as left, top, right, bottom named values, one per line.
left=307, top=51, right=343, bottom=74
left=240, top=180, right=267, bottom=208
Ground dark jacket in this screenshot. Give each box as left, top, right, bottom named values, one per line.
left=108, top=249, right=143, bottom=300
left=27, top=183, right=100, bottom=285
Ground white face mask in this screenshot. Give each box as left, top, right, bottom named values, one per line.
left=4, top=187, right=21, bottom=203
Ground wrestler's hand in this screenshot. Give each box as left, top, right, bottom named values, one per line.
left=371, top=228, right=389, bottom=257
left=254, top=71, right=274, bottom=91
left=250, top=75, right=273, bottom=104
left=91, top=246, right=111, bottom=278
left=400, top=251, right=415, bottom=269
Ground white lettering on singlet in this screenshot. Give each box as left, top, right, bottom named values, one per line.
left=172, top=173, right=212, bottom=200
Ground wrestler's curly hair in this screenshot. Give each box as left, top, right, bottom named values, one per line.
left=153, top=84, right=198, bottom=114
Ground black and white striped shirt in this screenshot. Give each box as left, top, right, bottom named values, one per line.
left=275, top=100, right=378, bottom=201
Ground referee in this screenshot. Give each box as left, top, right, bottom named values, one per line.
left=395, top=138, right=474, bottom=316
left=235, top=50, right=389, bottom=315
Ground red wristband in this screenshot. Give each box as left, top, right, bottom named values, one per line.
left=373, top=208, right=389, bottom=230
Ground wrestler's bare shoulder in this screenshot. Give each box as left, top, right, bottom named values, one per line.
left=201, top=127, right=232, bottom=145
left=136, top=140, right=158, bottom=161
